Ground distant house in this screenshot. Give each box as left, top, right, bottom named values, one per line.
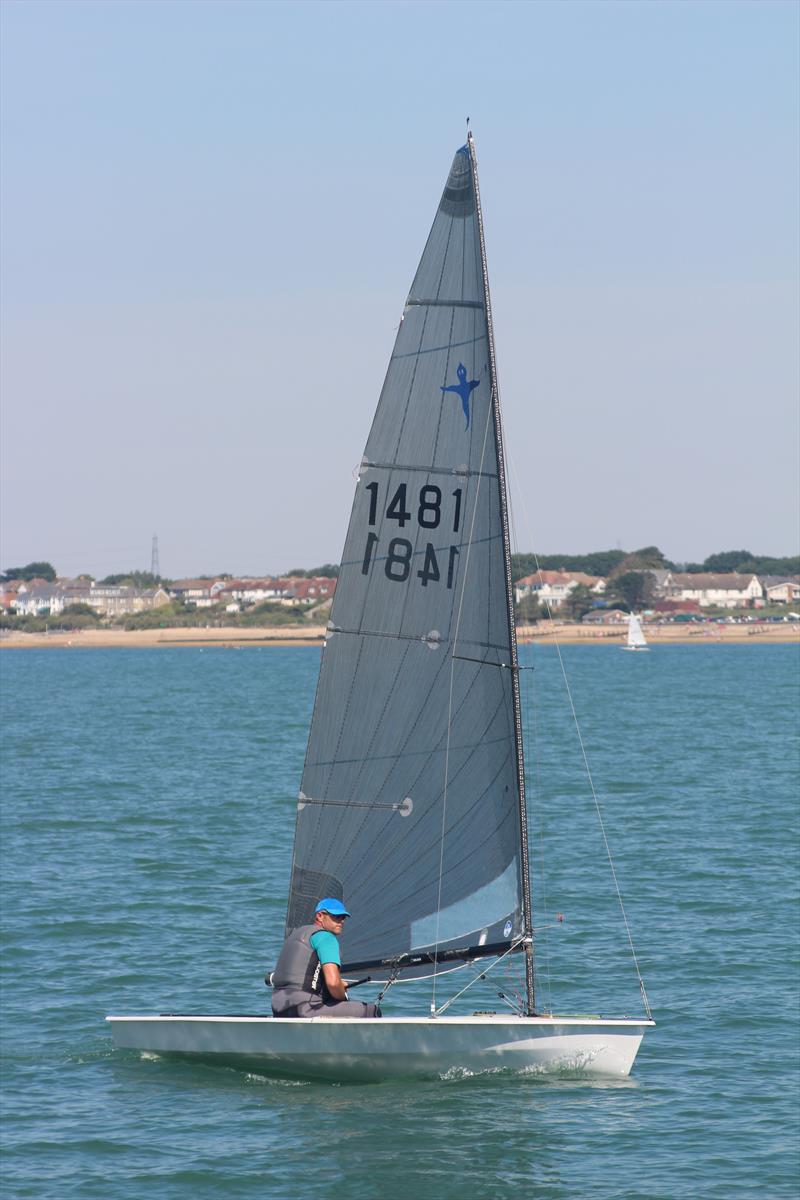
left=12, top=585, right=65, bottom=617
left=581, top=608, right=628, bottom=624
left=662, top=572, right=762, bottom=609
left=216, top=578, right=294, bottom=606
left=215, top=577, right=337, bottom=608
left=646, top=569, right=672, bottom=595
left=285, top=577, right=337, bottom=605
left=760, top=576, right=800, bottom=605
left=168, top=579, right=226, bottom=607
left=61, top=584, right=132, bottom=616
left=57, top=582, right=171, bottom=616
left=653, top=599, right=701, bottom=614
left=514, top=570, right=605, bottom=608
left=135, top=587, right=171, bottom=611
left=0, top=580, right=23, bottom=610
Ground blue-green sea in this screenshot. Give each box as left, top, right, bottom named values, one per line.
left=1, top=644, right=798, bottom=1199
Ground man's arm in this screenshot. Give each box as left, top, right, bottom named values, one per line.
left=321, top=961, right=348, bottom=1002
left=310, top=929, right=348, bottom=1001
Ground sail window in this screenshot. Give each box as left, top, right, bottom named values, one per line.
left=410, top=861, right=519, bottom=948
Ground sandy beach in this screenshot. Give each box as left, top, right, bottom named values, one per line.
left=517, top=622, right=799, bottom=645
left=1, top=621, right=797, bottom=650
left=0, top=626, right=328, bottom=650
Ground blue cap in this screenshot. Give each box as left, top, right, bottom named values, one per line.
left=315, top=897, right=351, bottom=917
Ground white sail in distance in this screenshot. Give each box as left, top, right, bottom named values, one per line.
left=626, top=612, right=648, bottom=650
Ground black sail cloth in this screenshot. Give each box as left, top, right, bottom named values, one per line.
left=286, top=144, right=527, bottom=981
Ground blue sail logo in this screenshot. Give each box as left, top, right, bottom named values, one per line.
left=441, top=363, right=479, bottom=430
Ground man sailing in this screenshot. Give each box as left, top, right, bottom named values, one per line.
left=271, top=898, right=381, bottom=1019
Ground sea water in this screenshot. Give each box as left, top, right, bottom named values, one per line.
left=1, top=644, right=798, bottom=1199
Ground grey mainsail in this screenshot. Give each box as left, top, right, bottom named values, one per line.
left=286, top=137, right=532, bottom=993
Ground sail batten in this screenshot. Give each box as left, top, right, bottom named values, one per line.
left=406, top=299, right=485, bottom=309
left=360, top=461, right=496, bottom=477
left=286, top=137, right=528, bottom=985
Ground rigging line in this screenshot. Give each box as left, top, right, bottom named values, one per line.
left=344, top=650, right=501, bottom=895
left=526, top=620, right=554, bottom=1015
left=353, top=700, right=514, bottom=900
left=506, top=447, right=653, bottom=1022
left=506, top=458, right=551, bottom=1012
left=374, top=754, right=518, bottom=914
left=508, top=474, right=553, bottom=1016
left=435, top=938, right=529, bottom=1015
left=321, top=388, right=456, bottom=870
left=470, top=133, right=534, bottom=1016
left=505, top=452, right=553, bottom=1015
left=431, top=319, right=497, bottom=1016
left=339, top=652, right=470, bottom=891
left=530, top=664, right=554, bottom=1016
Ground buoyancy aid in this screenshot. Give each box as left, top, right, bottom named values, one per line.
left=271, top=925, right=325, bottom=996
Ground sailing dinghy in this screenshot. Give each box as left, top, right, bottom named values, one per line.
left=108, top=135, right=654, bottom=1080
left=623, top=612, right=650, bottom=651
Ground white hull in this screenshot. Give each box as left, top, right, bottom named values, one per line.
left=621, top=646, right=649, bottom=652
left=106, top=1013, right=653, bottom=1081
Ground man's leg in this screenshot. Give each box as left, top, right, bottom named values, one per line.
left=318, top=998, right=381, bottom=1018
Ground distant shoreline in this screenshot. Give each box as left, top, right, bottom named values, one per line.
left=1, top=622, right=797, bottom=650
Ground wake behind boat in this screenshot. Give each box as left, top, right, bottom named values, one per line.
left=107, top=134, right=654, bottom=1080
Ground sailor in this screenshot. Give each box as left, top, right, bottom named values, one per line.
left=271, top=898, right=381, bottom=1019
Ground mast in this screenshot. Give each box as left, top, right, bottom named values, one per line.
left=467, top=131, right=535, bottom=1016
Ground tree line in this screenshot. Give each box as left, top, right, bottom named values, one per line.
left=509, top=547, right=799, bottom=582
left=2, top=550, right=796, bottom=589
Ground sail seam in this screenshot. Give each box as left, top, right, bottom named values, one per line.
left=391, top=334, right=486, bottom=361
left=304, top=732, right=510, bottom=770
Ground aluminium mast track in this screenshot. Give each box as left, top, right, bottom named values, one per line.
left=467, top=131, right=535, bottom=1016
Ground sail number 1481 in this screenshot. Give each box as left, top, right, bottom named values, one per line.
left=361, top=482, right=462, bottom=589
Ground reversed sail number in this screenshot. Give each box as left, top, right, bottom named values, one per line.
left=361, top=482, right=462, bottom=589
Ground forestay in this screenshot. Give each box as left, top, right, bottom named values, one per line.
left=286, top=140, right=531, bottom=982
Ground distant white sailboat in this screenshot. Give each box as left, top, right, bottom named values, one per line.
left=108, top=134, right=654, bottom=1081
left=623, top=612, right=650, bottom=651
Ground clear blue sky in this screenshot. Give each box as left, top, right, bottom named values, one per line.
left=2, top=0, right=797, bottom=578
